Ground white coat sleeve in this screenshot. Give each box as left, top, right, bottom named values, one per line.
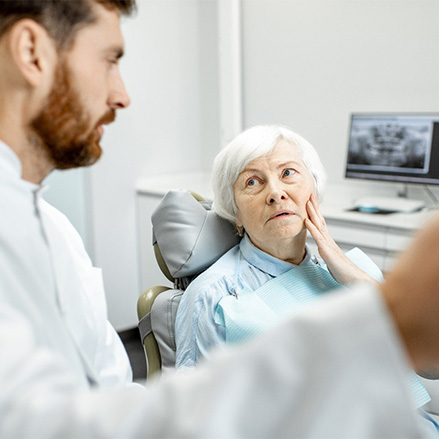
left=0, top=283, right=429, bottom=438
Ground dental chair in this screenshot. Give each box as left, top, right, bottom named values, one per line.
left=137, top=189, right=240, bottom=380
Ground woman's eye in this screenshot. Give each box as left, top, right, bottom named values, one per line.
left=283, top=168, right=296, bottom=177
left=246, top=178, right=258, bottom=187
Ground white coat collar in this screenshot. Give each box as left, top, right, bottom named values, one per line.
left=0, top=140, right=48, bottom=194
left=0, top=139, right=23, bottom=178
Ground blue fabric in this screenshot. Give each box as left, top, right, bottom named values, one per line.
left=175, top=234, right=382, bottom=368
left=418, top=410, right=439, bottom=437
left=212, top=257, right=430, bottom=410
left=214, top=263, right=344, bottom=344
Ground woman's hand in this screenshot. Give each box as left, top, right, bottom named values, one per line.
left=304, top=194, right=377, bottom=285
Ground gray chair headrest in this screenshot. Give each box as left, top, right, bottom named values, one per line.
left=151, top=189, right=240, bottom=280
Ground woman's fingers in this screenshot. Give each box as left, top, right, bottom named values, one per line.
left=305, top=201, right=344, bottom=262
left=305, top=217, right=321, bottom=242
left=306, top=195, right=377, bottom=285
left=306, top=197, right=329, bottom=238
left=306, top=201, right=321, bottom=230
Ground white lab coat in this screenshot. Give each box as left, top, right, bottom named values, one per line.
left=0, top=281, right=434, bottom=437
left=0, top=141, right=132, bottom=389
left=0, top=142, right=435, bottom=438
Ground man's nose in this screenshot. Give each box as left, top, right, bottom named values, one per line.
left=109, top=70, right=130, bottom=109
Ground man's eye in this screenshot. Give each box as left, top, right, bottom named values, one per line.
left=283, top=168, right=296, bottom=177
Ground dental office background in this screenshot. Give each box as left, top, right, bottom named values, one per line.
left=44, top=0, right=439, bottom=332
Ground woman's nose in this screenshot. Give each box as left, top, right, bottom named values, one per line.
left=266, top=181, right=288, bottom=204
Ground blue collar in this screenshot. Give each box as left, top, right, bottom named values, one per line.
left=238, top=233, right=315, bottom=277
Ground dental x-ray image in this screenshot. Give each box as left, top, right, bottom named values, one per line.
left=347, top=119, right=431, bottom=172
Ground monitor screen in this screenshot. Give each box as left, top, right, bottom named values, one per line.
left=345, top=113, right=439, bottom=185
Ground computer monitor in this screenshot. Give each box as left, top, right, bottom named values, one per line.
left=345, top=113, right=439, bottom=186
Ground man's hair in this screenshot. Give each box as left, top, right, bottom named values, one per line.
left=0, top=0, right=136, bottom=50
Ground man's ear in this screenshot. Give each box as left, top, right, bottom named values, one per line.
left=8, top=19, right=57, bottom=88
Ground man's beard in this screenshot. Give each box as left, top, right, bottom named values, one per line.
left=30, top=61, right=115, bottom=170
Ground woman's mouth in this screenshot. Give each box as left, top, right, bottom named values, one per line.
left=268, top=211, right=295, bottom=221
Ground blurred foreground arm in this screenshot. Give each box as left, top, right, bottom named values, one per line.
left=381, top=214, right=439, bottom=378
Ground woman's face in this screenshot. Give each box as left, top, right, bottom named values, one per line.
left=233, top=140, right=315, bottom=254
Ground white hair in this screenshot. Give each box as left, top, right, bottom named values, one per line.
left=212, top=125, right=327, bottom=224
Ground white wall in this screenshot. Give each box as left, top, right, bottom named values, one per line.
left=88, top=0, right=219, bottom=330
left=46, top=0, right=439, bottom=331
left=242, top=0, right=439, bottom=201
left=43, top=168, right=92, bottom=255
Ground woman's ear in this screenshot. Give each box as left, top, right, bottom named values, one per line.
left=235, top=212, right=245, bottom=237
left=8, top=19, right=57, bottom=88
left=235, top=210, right=243, bottom=228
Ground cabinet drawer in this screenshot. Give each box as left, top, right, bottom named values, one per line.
left=326, top=220, right=385, bottom=250
left=386, top=229, right=416, bottom=252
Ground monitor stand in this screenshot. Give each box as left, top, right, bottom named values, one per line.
left=352, top=196, right=426, bottom=214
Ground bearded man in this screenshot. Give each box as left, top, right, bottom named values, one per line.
left=0, top=0, right=134, bottom=391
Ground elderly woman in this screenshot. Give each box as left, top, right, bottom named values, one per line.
left=175, top=125, right=383, bottom=368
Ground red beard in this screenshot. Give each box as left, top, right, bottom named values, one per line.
left=30, top=61, right=115, bottom=170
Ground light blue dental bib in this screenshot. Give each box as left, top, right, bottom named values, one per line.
left=214, top=262, right=343, bottom=344
left=214, top=250, right=430, bottom=409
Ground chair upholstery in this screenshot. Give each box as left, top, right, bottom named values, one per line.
left=151, top=190, right=239, bottom=279
left=137, top=286, right=180, bottom=377
left=137, top=189, right=240, bottom=380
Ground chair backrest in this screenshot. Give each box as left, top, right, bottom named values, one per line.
left=137, top=190, right=240, bottom=379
